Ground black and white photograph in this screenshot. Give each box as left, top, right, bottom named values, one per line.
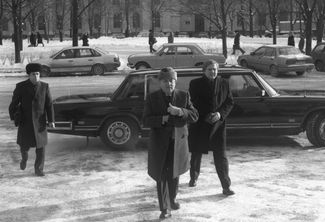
left=0, top=0, right=325, bottom=221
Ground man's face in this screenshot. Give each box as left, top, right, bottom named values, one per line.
left=159, top=78, right=176, bottom=96
left=29, top=72, right=40, bottom=84
left=204, top=63, right=218, bottom=80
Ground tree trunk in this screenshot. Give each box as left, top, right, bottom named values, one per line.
left=316, top=7, right=325, bottom=44
left=12, top=1, right=21, bottom=63
left=72, top=0, right=78, bottom=46
left=249, top=0, right=253, bottom=37
left=220, top=0, right=227, bottom=58
left=305, top=11, right=313, bottom=55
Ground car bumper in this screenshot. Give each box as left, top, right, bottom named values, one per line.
left=278, top=64, right=314, bottom=73
left=104, top=62, right=120, bottom=71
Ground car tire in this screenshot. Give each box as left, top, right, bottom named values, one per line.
left=100, top=117, right=139, bottom=150
left=135, top=62, right=150, bottom=70
left=240, top=60, right=248, bottom=68
left=41, top=66, right=51, bottom=77
left=91, top=64, right=105, bottom=75
left=270, top=65, right=279, bottom=77
left=306, top=112, right=325, bottom=147
left=296, top=71, right=305, bottom=76
left=315, top=60, right=324, bottom=72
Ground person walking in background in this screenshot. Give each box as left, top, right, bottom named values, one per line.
left=149, top=29, right=157, bottom=53
left=143, top=67, right=198, bottom=219
left=36, top=32, right=44, bottom=47
left=232, top=31, right=245, bottom=55
left=9, top=63, right=55, bottom=177
left=168, top=31, right=174, bottom=43
left=81, top=33, right=89, bottom=46
left=29, top=32, right=36, bottom=47
left=298, top=33, right=305, bottom=53
left=288, top=31, right=295, bottom=47
left=188, top=59, right=235, bottom=196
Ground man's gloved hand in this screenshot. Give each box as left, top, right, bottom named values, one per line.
left=167, top=103, right=184, bottom=116
left=205, top=112, right=220, bottom=124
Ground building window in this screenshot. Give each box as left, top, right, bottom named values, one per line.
left=154, top=12, right=160, bottom=28
left=132, top=0, right=140, bottom=5
left=113, top=13, right=122, bottom=28
left=113, top=0, right=120, bottom=5
left=38, top=15, right=45, bottom=30
left=94, top=14, right=101, bottom=29
left=133, top=12, right=140, bottom=28
left=1, top=17, right=9, bottom=31
left=57, top=15, right=63, bottom=30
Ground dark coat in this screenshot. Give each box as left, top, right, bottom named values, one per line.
left=188, top=76, right=234, bottom=153
left=9, top=80, right=54, bottom=148
left=234, top=32, right=240, bottom=46
left=288, top=35, right=295, bottom=46
left=168, top=33, right=174, bottom=43
left=143, top=89, right=198, bottom=181
left=149, top=32, right=156, bottom=45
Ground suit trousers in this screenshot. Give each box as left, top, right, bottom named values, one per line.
left=156, top=139, right=179, bottom=211
left=190, top=149, right=231, bottom=190
left=20, top=146, right=45, bottom=173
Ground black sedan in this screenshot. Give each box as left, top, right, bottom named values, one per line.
left=49, top=67, right=325, bottom=149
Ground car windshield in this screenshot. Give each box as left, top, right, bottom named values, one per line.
left=278, top=47, right=301, bottom=55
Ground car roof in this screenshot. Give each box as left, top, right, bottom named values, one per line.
left=59, top=46, right=97, bottom=50
left=261, top=45, right=294, bottom=48
left=128, top=66, right=252, bottom=76
left=162, top=43, right=200, bottom=47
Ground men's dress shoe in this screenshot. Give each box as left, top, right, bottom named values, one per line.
left=189, top=179, right=197, bottom=187
left=223, top=189, right=235, bottom=196
left=35, top=170, right=45, bottom=177
left=20, top=160, right=27, bottom=170
left=171, top=201, right=180, bottom=210
left=159, top=210, right=171, bottom=219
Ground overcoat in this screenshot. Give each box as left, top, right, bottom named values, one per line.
left=9, top=79, right=54, bottom=148
left=188, top=76, right=234, bottom=153
left=143, top=89, right=198, bottom=181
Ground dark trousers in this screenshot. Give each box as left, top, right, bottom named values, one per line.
left=232, top=44, right=245, bottom=54
left=190, top=149, right=231, bottom=190
left=156, top=139, right=179, bottom=211
left=149, top=44, right=156, bottom=53
left=20, top=146, right=45, bottom=173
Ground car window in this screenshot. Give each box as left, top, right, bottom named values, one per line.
left=75, top=49, right=94, bottom=58
left=177, top=47, right=193, bottom=55
left=55, top=49, right=74, bottom=59
left=91, top=49, right=101, bottom=56
left=254, top=47, right=266, bottom=56
left=117, top=75, right=145, bottom=100
left=162, top=46, right=176, bottom=55
left=264, top=48, right=275, bottom=57
left=314, top=44, right=325, bottom=53
left=228, top=74, right=262, bottom=98
left=278, top=47, right=300, bottom=55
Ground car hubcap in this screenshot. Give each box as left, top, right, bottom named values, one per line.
left=107, top=121, right=130, bottom=145
left=94, top=65, right=103, bottom=74
left=319, top=119, right=325, bottom=140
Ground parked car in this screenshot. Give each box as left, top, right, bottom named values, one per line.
left=49, top=67, right=325, bottom=150
left=127, top=43, right=226, bottom=70
left=311, top=42, right=325, bottom=72
left=34, top=46, right=120, bottom=76
left=237, top=45, right=314, bottom=77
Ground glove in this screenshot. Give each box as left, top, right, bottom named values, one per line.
left=167, top=103, right=183, bottom=116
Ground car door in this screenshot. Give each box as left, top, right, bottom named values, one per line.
left=258, top=47, right=276, bottom=72
left=249, top=47, right=266, bottom=71
left=73, top=48, right=97, bottom=73
left=175, top=46, right=195, bottom=67
left=51, top=49, right=76, bottom=73
left=155, top=46, right=176, bottom=68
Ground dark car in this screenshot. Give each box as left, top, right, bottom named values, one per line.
left=49, top=67, right=325, bottom=149
left=311, top=42, right=325, bottom=72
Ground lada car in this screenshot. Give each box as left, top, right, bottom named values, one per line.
left=237, top=45, right=314, bottom=76
left=127, top=43, right=226, bottom=70
left=34, top=46, right=120, bottom=76
left=49, top=67, right=325, bottom=149
left=311, top=42, right=325, bottom=72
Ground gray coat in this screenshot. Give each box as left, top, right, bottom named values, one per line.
left=9, top=79, right=54, bottom=148
left=143, top=89, right=198, bottom=181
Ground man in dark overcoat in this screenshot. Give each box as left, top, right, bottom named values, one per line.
left=148, top=29, right=157, bottom=53
left=9, top=63, right=55, bottom=176
left=188, top=59, right=235, bottom=196
left=143, top=67, right=198, bottom=219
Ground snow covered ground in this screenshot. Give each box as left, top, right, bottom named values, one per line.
left=1, top=36, right=325, bottom=222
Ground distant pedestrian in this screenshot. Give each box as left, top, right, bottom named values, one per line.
left=36, top=32, right=44, bottom=47
left=149, top=29, right=157, bottom=53
left=232, top=31, right=245, bottom=55
left=29, top=32, right=36, bottom=47
left=168, top=31, right=174, bottom=43
left=298, top=34, right=305, bottom=53
left=81, top=33, right=89, bottom=46
left=288, top=31, right=295, bottom=47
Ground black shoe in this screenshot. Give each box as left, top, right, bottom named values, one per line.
left=223, top=189, right=235, bottom=196
left=20, top=160, right=27, bottom=170
left=159, top=209, right=171, bottom=219
left=189, top=179, right=197, bottom=187
left=35, top=170, right=45, bottom=177
left=171, top=201, right=180, bottom=210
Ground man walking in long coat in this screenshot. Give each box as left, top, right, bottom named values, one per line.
left=188, top=59, right=235, bottom=196
left=9, top=63, right=55, bottom=176
left=143, top=67, right=198, bottom=219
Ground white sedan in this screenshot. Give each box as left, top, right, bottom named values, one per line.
left=34, top=46, right=120, bottom=76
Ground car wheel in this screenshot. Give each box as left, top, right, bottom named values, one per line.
left=41, top=66, right=51, bottom=77
left=296, top=71, right=305, bottom=76
left=91, top=64, right=105, bottom=75
left=135, top=62, right=150, bottom=70
left=315, top=60, right=324, bottom=72
left=270, top=65, right=279, bottom=77
left=100, top=117, right=139, bottom=150
left=240, top=60, right=248, bottom=68
left=306, top=112, right=325, bottom=147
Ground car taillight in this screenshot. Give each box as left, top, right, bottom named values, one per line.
left=286, top=59, right=295, bottom=65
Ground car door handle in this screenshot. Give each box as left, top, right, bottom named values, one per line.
left=68, top=60, right=74, bottom=62
left=88, top=59, right=93, bottom=61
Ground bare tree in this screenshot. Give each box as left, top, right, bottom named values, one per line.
left=0, top=0, right=3, bottom=45
left=150, top=0, right=168, bottom=33
left=295, top=0, right=317, bottom=55
left=55, top=0, right=67, bottom=42
left=265, top=0, right=281, bottom=44
left=314, top=0, right=325, bottom=44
